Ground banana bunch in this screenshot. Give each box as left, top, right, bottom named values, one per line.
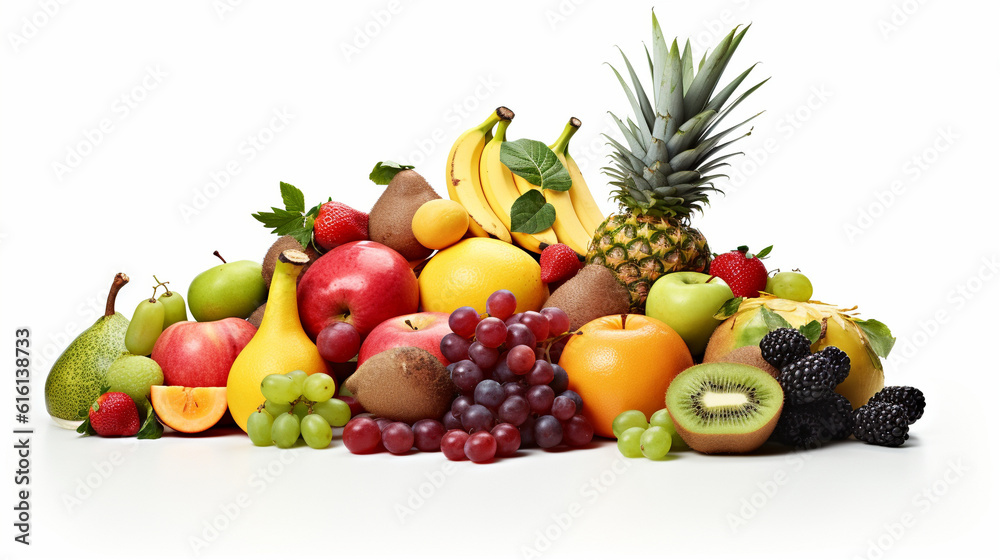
left=444, top=107, right=605, bottom=255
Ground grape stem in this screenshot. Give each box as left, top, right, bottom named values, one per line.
left=153, top=275, right=172, bottom=296
left=541, top=331, right=581, bottom=363
left=148, top=285, right=160, bottom=304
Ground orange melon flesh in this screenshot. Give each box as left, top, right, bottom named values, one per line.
left=150, top=386, right=229, bottom=433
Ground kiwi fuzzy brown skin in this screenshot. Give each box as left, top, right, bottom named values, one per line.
left=247, top=303, right=266, bottom=329
left=709, top=346, right=780, bottom=379
left=262, top=236, right=318, bottom=289
left=368, top=170, right=439, bottom=261
left=666, top=363, right=784, bottom=454
left=543, top=265, right=631, bottom=331
left=343, top=346, right=454, bottom=423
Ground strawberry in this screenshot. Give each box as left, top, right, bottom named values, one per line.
left=709, top=245, right=771, bottom=298
left=88, top=392, right=140, bottom=437
left=313, top=201, right=369, bottom=252
left=540, top=243, right=583, bottom=284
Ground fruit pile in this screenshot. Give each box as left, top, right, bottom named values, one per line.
left=43, top=11, right=924, bottom=471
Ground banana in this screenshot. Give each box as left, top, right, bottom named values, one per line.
left=511, top=172, right=590, bottom=255
left=549, top=117, right=606, bottom=236
left=480, top=111, right=558, bottom=254
left=445, top=110, right=512, bottom=243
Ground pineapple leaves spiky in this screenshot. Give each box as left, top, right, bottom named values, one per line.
left=586, top=11, right=766, bottom=312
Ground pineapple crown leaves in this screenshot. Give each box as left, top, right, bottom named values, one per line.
left=603, top=10, right=768, bottom=219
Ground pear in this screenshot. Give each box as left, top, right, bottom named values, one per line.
left=369, top=170, right=439, bottom=261
left=226, top=250, right=332, bottom=432
left=44, top=273, right=130, bottom=428
left=188, top=251, right=267, bottom=322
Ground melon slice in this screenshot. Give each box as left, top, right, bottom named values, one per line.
left=150, top=386, right=228, bottom=433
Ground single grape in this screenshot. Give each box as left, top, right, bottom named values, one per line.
left=617, top=426, right=646, bottom=458
left=271, top=413, right=301, bottom=448
left=766, top=271, right=813, bottom=302
left=475, top=317, right=508, bottom=349
left=374, top=417, right=392, bottom=432
left=382, top=422, right=415, bottom=454
left=547, top=338, right=568, bottom=363
left=534, top=415, right=563, bottom=448
left=519, top=416, right=537, bottom=448
left=491, top=356, right=515, bottom=383
left=491, top=423, right=521, bottom=457
left=264, top=399, right=292, bottom=417
left=441, top=430, right=470, bottom=461
left=301, top=414, right=333, bottom=449
left=449, top=306, right=480, bottom=339
left=468, top=341, right=500, bottom=369
left=520, top=311, right=549, bottom=342
left=505, top=323, right=536, bottom=348
left=562, top=415, right=594, bottom=447
left=559, top=390, right=583, bottom=412
left=464, top=432, right=497, bottom=463
left=540, top=307, right=570, bottom=336
left=497, top=395, right=529, bottom=426
left=506, top=345, right=535, bottom=374
left=339, top=395, right=363, bottom=417
left=316, top=322, right=361, bottom=363
left=286, top=370, right=308, bottom=396
left=461, top=404, right=495, bottom=433
left=551, top=395, right=576, bottom=421
left=412, top=419, right=446, bottom=452
left=124, top=296, right=164, bottom=356
left=527, top=385, right=555, bottom=415
left=526, top=360, right=555, bottom=386
left=261, top=374, right=297, bottom=405
left=504, top=312, right=525, bottom=327
left=487, top=289, right=517, bottom=321
left=649, top=408, right=686, bottom=450
left=549, top=364, right=569, bottom=394
left=442, top=410, right=463, bottom=431
left=292, top=401, right=310, bottom=421
left=474, top=379, right=504, bottom=410
left=303, top=373, right=336, bottom=402
left=451, top=360, right=485, bottom=393
left=503, top=382, right=527, bottom=399
left=247, top=409, right=274, bottom=446
left=451, top=395, right=473, bottom=417
left=440, top=333, right=471, bottom=363
left=612, top=410, right=649, bottom=438
left=640, top=426, right=672, bottom=459
left=312, top=398, right=351, bottom=427
left=343, top=417, right=381, bottom=454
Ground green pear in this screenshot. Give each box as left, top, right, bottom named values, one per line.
left=44, top=273, right=130, bottom=428
left=187, top=251, right=267, bottom=322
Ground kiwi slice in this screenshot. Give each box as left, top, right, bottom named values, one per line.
left=665, top=363, right=784, bottom=454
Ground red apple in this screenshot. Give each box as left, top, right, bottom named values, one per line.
left=358, top=312, right=453, bottom=366
left=151, top=318, right=256, bottom=387
left=297, top=241, right=419, bottom=340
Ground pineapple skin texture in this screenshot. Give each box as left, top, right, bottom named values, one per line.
left=585, top=212, right=711, bottom=312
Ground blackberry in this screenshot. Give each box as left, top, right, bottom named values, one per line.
left=770, top=394, right=853, bottom=449
left=811, top=393, right=853, bottom=440
left=771, top=410, right=824, bottom=449
left=819, top=346, right=851, bottom=385
left=868, top=386, right=925, bottom=424
left=760, top=328, right=812, bottom=369
left=853, top=402, right=909, bottom=447
left=778, top=353, right=836, bottom=405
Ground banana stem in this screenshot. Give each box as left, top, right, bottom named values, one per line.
left=549, top=117, right=581, bottom=155
left=105, top=273, right=129, bottom=317
left=494, top=118, right=512, bottom=142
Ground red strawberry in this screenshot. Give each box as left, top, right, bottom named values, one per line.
left=540, top=243, right=583, bottom=284
left=709, top=245, right=771, bottom=298
left=88, top=392, right=141, bottom=437
left=313, top=201, right=368, bottom=252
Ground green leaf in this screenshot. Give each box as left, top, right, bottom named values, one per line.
left=509, top=190, right=556, bottom=234
left=369, top=161, right=414, bottom=185
left=76, top=416, right=97, bottom=436
left=855, top=319, right=896, bottom=358
left=137, top=397, right=163, bottom=440
left=714, top=297, right=744, bottom=320
left=755, top=245, right=773, bottom=259
left=279, top=182, right=305, bottom=213
left=760, top=306, right=793, bottom=331
left=499, top=139, right=572, bottom=191
left=798, top=320, right=822, bottom=344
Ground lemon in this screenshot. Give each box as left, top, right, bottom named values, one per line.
left=412, top=199, right=470, bottom=250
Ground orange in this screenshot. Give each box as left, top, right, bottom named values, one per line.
left=418, top=238, right=547, bottom=315
left=150, top=386, right=229, bottom=433
left=560, top=314, right=693, bottom=438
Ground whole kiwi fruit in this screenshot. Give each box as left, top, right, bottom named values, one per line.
left=544, top=265, right=631, bottom=331
left=368, top=170, right=439, bottom=261
left=343, top=347, right=454, bottom=423
left=262, top=236, right=318, bottom=288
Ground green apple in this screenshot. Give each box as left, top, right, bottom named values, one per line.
left=187, top=252, right=267, bottom=322
left=646, top=272, right=734, bottom=356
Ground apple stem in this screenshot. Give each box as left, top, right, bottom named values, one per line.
left=153, top=275, right=172, bottom=297
left=706, top=275, right=717, bottom=283
left=620, top=314, right=627, bottom=329
left=404, top=319, right=417, bottom=331
left=213, top=250, right=227, bottom=264
left=105, top=273, right=129, bottom=317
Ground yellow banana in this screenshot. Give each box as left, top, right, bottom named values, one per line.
left=511, top=172, right=590, bottom=255
left=445, top=110, right=512, bottom=243
left=480, top=111, right=558, bottom=254
left=549, top=117, right=606, bottom=235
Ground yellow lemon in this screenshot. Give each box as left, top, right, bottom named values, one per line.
left=418, top=238, right=546, bottom=314
left=411, top=199, right=470, bottom=250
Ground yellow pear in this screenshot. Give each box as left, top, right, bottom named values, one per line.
left=227, top=250, right=331, bottom=432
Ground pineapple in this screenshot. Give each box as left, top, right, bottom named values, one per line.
left=587, top=13, right=766, bottom=311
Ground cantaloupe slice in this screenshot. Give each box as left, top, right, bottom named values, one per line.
left=150, top=386, right=228, bottom=433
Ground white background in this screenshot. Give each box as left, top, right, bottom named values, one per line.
left=2, top=1, right=998, bottom=558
